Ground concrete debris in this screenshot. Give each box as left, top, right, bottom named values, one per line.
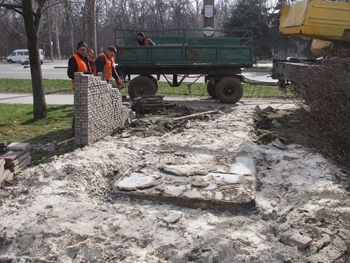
left=254, top=105, right=262, bottom=113
left=282, top=155, right=300, bottom=161
left=273, top=138, right=287, bottom=150
left=272, top=119, right=282, bottom=128
left=263, top=106, right=274, bottom=113
left=161, top=210, right=183, bottom=224
left=1, top=102, right=349, bottom=262
left=117, top=173, right=158, bottom=191
left=114, top=156, right=256, bottom=212
left=162, top=164, right=209, bottom=176
left=172, top=110, right=222, bottom=121
left=279, top=231, right=313, bottom=249
left=31, top=141, right=57, bottom=152
left=229, top=156, right=256, bottom=175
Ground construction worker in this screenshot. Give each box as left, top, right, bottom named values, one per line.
left=135, top=32, right=156, bottom=46
left=67, top=41, right=92, bottom=136
left=94, top=46, right=122, bottom=85
left=86, top=49, right=95, bottom=72
left=67, top=41, right=92, bottom=89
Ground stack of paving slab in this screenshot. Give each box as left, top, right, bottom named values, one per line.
left=0, top=141, right=31, bottom=184
left=131, top=95, right=176, bottom=112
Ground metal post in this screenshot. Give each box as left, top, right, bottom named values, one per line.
left=202, top=0, right=215, bottom=37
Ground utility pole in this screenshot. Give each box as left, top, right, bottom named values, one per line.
left=202, top=0, right=215, bottom=37
left=86, top=0, right=96, bottom=54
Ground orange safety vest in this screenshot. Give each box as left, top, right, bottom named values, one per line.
left=136, top=38, right=150, bottom=46
left=94, top=52, right=114, bottom=81
left=71, top=54, right=87, bottom=89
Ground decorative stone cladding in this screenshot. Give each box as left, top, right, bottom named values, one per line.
left=73, top=72, right=131, bottom=146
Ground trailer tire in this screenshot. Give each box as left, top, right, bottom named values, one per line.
left=215, top=77, right=243, bottom=104
left=206, top=82, right=217, bottom=98
left=145, top=75, right=158, bottom=92
left=128, top=76, right=157, bottom=99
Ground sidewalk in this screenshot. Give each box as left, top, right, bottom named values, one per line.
left=0, top=93, right=295, bottom=111
left=0, top=93, right=74, bottom=104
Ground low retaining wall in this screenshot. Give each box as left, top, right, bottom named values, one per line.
left=73, top=72, right=131, bottom=146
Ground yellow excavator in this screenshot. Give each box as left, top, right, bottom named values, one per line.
left=271, top=0, right=350, bottom=89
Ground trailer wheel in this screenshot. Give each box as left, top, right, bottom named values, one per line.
left=128, top=76, right=157, bottom=99
left=145, top=75, right=158, bottom=92
left=206, top=82, right=217, bottom=98
left=215, top=77, right=243, bottom=104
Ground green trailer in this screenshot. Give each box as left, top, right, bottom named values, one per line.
left=115, top=28, right=253, bottom=103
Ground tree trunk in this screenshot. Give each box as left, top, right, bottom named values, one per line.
left=47, top=11, right=54, bottom=62
left=22, top=0, right=47, bottom=119
left=55, top=23, right=62, bottom=60
left=86, top=0, right=96, bottom=53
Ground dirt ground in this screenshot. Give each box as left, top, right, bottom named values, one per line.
left=0, top=98, right=349, bottom=263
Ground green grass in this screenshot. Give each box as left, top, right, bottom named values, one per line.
left=0, top=79, right=73, bottom=94
left=0, top=78, right=291, bottom=98
left=0, top=103, right=76, bottom=165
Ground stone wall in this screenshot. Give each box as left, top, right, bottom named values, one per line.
left=73, top=72, right=131, bottom=146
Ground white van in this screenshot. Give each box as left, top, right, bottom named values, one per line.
left=7, top=49, right=44, bottom=64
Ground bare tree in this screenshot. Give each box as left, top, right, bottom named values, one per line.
left=0, top=0, right=48, bottom=119
left=0, top=7, right=27, bottom=58
left=0, top=0, right=251, bottom=62
left=46, top=10, right=54, bottom=61
left=85, top=0, right=96, bottom=54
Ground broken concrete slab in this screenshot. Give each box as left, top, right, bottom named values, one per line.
left=279, top=231, right=313, bottom=249
left=161, top=210, right=183, bottom=224
left=117, top=173, right=158, bottom=191
left=272, top=138, right=287, bottom=150
left=229, top=156, right=256, bottom=175
left=162, top=164, right=210, bottom=176
left=114, top=156, right=257, bottom=213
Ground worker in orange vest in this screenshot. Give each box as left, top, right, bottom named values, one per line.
left=94, top=46, right=122, bottom=86
left=67, top=41, right=92, bottom=136
left=135, top=32, right=156, bottom=46
left=67, top=41, right=92, bottom=89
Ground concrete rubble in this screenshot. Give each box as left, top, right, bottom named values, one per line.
left=0, top=102, right=349, bottom=262
left=115, top=156, right=256, bottom=212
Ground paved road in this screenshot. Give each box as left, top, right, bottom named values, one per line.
left=0, top=60, right=285, bottom=108
left=0, top=61, right=67, bottom=79
left=0, top=60, right=276, bottom=83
